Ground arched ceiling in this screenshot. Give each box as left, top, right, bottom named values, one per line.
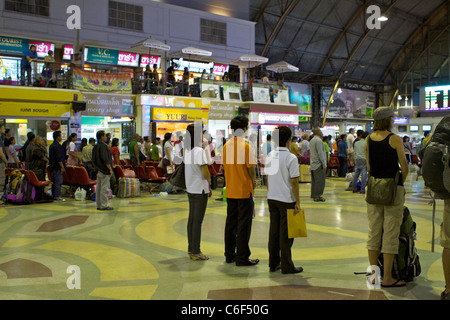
left=251, top=0, right=450, bottom=89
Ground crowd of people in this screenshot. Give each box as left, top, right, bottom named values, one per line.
left=1, top=112, right=449, bottom=299
left=181, top=111, right=449, bottom=299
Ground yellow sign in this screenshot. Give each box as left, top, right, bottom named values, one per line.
left=0, top=86, right=79, bottom=103
left=139, top=95, right=210, bottom=109
left=0, top=101, right=72, bottom=118
left=151, top=107, right=207, bottom=124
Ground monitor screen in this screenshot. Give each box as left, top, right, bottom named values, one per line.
left=398, top=125, right=407, bottom=133
left=422, top=125, right=432, bottom=132
left=410, top=125, right=419, bottom=132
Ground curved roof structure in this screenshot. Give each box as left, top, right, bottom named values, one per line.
left=251, top=0, right=450, bottom=89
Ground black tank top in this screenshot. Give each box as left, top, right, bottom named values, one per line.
left=368, top=133, right=401, bottom=183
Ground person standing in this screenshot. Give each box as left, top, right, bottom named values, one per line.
left=25, top=132, right=36, bottom=170
left=110, top=138, right=121, bottom=167
left=347, top=128, right=355, bottom=167
left=351, top=131, right=368, bottom=194
left=129, top=134, right=141, bottom=168
left=92, top=131, right=113, bottom=211
left=162, top=132, right=174, bottom=176
left=49, top=131, right=66, bottom=202
left=265, top=126, right=303, bottom=274
left=0, top=124, right=7, bottom=205
left=223, top=116, right=259, bottom=266
left=337, top=134, right=348, bottom=177
left=151, top=138, right=161, bottom=161
left=42, top=50, right=55, bottom=82
left=82, top=138, right=96, bottom=179
left=67, top=133, right=82, bottom=166
left=310, top=128, right=327, bottom=202
left=7, top=137, right=19, bottom=168
left=21, top=45, right=37, bottom=86
left=366, top=107, right=408, bottom=288
left=184, top=123, right=212, bottom=261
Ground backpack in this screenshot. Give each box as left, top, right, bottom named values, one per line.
left=8, top=170, right=24, bottom=193
left=378, top=207, right=421, bottom=282
left=420, top=115, right=450, bottom=199
left=7, top=177, right=36, bottom=204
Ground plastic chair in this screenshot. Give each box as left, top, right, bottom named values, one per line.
left=135, top=166, right=149, bottom=180
left=146, top=166, right=168, bottom=182
left=74, top=166, right=96, bottom=187
left=24, top=170, right=53, bottom=188
left=65, top=166, right=78, bottom=185
left=114, top=166, right=125, bottom=179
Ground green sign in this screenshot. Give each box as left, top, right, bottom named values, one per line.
left=86, top=47, right=119, bottom=65
left=0, top=36, right=29, bottom=55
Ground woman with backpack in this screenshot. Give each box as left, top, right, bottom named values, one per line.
left=365, top=107, right=409, bottom=288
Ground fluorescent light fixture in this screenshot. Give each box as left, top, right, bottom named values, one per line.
left=378, top=15, right=389, bottom=22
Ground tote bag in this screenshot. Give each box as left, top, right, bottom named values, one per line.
left=287, top=209, right=307, bottom=238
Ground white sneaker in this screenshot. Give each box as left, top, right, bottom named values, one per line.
left=54, top=197, right=66, bottom=202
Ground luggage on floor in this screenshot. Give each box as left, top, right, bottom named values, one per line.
left=117, top=177, right=141, bottom=198
left=378, top=206, right=421, bottom=282
left=6, top=177, right=36, bottom=205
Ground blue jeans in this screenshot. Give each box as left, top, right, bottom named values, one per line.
left=351, top=159, right=368, bottom=193
left=51, top=170, right=63, bottom=199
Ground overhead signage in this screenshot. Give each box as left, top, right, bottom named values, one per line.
left=172, top=58, right=214, bottom=74
left=29, top=41, right=55, bottom=58
left=394, top=117, right=408, bottom=125
left=251, top=112, right=298, bottom=126
left=213, top=64, right=229, bottom=76
left=86, top=47, right=120, bottom=65
left=0, top=36, right=29, bottom=55
left=425, top=85, right=450, bottom=111
left=63, top=45, right=74, bottom=60
left=140, top=55, right=161, bottom=68
left=81, top=92, right=134, bottom=117
left=151, top=107, right=205, bottom=123
left=118, top=52, right=139, bottom=67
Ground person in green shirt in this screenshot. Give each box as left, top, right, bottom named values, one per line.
left=129, top=134, right=140, bottom=167
left=323, top=135, right=331, bottom=162
left=151, top=137, right=161, bottom=161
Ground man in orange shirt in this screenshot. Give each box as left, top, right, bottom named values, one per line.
left=223, top=116, right=259, bottom=266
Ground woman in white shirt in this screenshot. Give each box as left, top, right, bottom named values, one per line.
left=184, top=123, right=211, bottom=261
left=161, top=132, right=174, bottom=176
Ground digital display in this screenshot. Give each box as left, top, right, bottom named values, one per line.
left=422, top=125, right=432, bottom=132
left=410, top=125, right=419, bottom=132
left=425, top=85, right=450, bottom=111
left=394, top=117, right=408, bottom=125
left=398, top=125, right=407, bottom=133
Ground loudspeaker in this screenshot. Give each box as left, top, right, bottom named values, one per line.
left=72, top=101, right=86, bottom=113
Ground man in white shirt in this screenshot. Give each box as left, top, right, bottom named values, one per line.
left=347, top=128, right=355, bottom=166
left=265, top=126, right=303, bottom=274
left=310, top=128, right=327, bottom=202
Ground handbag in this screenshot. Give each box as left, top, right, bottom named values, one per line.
left=169, top=162, right=186, bottom=189
left=287, top=209, right=307, bottom=239
left=366, top=133, right=399, bottom=205
left=166, top=165, right=174, bottom=175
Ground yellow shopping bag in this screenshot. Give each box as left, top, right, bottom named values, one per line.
left=287, top=209, right=307, bottom=238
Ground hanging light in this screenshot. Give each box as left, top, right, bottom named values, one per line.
left=405, top=96, right=409, bottom=101
left=378, top=15, right=389, bottom=22
left=337, top=88, right=343, bottom=94
left=398, top=95, right=402, bottom=100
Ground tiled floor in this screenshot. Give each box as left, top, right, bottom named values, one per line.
left=0, top=169, right=446, bottom=300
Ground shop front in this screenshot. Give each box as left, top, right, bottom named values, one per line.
left=137, top=95, right=210, bottom=142
left=249, top=103, right=299, bottom=158
left=207, top=101, right=249, bottom=143
left=79, top=92, right=135, bottom=154
left=0, top=86, right=79, bottom=146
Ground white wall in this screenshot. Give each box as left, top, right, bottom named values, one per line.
left=0, top=0, right=255, bottom=64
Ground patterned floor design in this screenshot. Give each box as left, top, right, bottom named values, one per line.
left=0, top=170, right=446, bottom=300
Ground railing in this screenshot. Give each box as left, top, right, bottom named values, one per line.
left=0, top=58, right=290, bottom=104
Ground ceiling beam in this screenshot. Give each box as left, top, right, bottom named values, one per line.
left=260, top=0, right=299, bottom=57
left=380, top=0, right=450, bottom=83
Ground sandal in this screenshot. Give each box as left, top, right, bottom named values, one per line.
left=381, top=279, right=406, bottom=288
